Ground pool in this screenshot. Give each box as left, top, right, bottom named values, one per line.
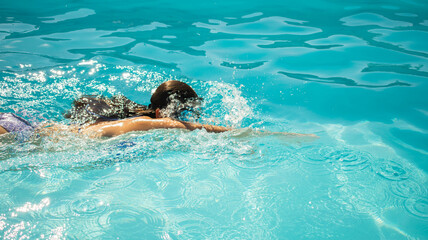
left=1, top=0, right=427, bottom=239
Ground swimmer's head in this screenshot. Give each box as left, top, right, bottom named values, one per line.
left=149, top=80, right=202, bottom=120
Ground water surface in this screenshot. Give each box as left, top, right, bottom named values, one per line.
left=1, top=0, right=428, bottom=239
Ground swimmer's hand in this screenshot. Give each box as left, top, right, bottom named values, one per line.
left=231, top=128, right=318, bottom=142
left=176, top=120, right=231, bottom=133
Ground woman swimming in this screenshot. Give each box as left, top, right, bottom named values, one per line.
left=0, top=81, right=229, bottom=137
left=0, top=80, right=315, bottom=138
left=65, top=80, right=230, bottom=137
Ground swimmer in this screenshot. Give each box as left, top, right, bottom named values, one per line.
left=1, top=81, right=316, bottom=139
left=0, top=81, right=228, bottom=138
left=65, top=80, right=230, bottom=137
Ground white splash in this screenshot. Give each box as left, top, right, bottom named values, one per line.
left=206, top=82, right=253, bottom=127
left=77, top=60, right=97, bottom=66
left=15, top=198, right=51, bottom=213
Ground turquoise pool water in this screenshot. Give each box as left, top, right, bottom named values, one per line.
left=1, top=0, right=428, bottom=239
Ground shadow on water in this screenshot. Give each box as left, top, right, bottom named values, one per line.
left=362, top=63, right=428, bottom=78
left=278, top=71, right=411, bottom=88
left=221, top=61, right=267, bottom=69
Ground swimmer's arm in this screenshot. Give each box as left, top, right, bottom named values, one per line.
left=36, top=123, right=79, bottom=136
left=81, top=117, right=230, bottom=137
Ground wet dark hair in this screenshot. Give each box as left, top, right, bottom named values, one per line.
left=149, top=80, right=198, bottom=109
left=149, top=80, right=202, bottom=120
left=65, top=80, right=201, bottom=124
left=64, top=95, right=156, bottom=124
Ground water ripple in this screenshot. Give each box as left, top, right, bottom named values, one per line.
left=340, top=12, right=412, bottom=28
left=300, top=145, right=336, bottom=164
left=69, top=197, right=108, bottom=216
left=374, top=160, right=409, bottom=181
left=279, top=71, right=411, bottom=88
left=221, top=61, right=266, bottom=69
left=0, top=23, right=38, bottom=34
left=40, top=8, right=96, bottom=24
left=228, top=134, right=301, bottom=169
left=92, top=175, right=136, bottom=191
left=329, top=149, right=372, bottom=172
left=229, top=201, right=279, bottom=238
left=336, top=183, right=390, bottom=216
left=1, top=1, right=427, bottom=239
left=194, top=16, right=321, bottom=36
left=390, top=179, right=427, bottom=198
left=0, top=195, right=14, bottom=212
left=90, top=164, right=138, bottom=191
left=160, top=179, right=185, bottom=207
left=370, top=29, right=428, bottom=55
left=98, top=206, right=165, bottom=238
left=42, top=199, right=70, bottom=220
left=228, top=148, right=266, bottom=169
left=219, top=229, right=254, bottom=239
left=36, top=168, right=79, bottom=195
left=362, top=63, right=428, bottom=78
left=229, top=147, right=292, bottom=170
left=404, top=197, right=428, bottom=218
left=183, top=178, right=225, bottom=207
left=174, top=217, right=219, bottom=239
left=157, top=155, right=190, bottom=175
left=302, top=146, right=374, bottom=172
left=0, top=170, right=29, bottom=192
left=1, top=28, right=135, bottom=63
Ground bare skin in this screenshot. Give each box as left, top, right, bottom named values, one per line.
left=0, top=126, right=7, bottom=135
left=80, top=116, right=230, bottom=137
left=1, top=108, right=316, bottom=139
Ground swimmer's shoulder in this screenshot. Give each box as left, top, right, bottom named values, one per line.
left=80, top=116, right=157, bottom=137
left=92, top=116, right=154, bottom=126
